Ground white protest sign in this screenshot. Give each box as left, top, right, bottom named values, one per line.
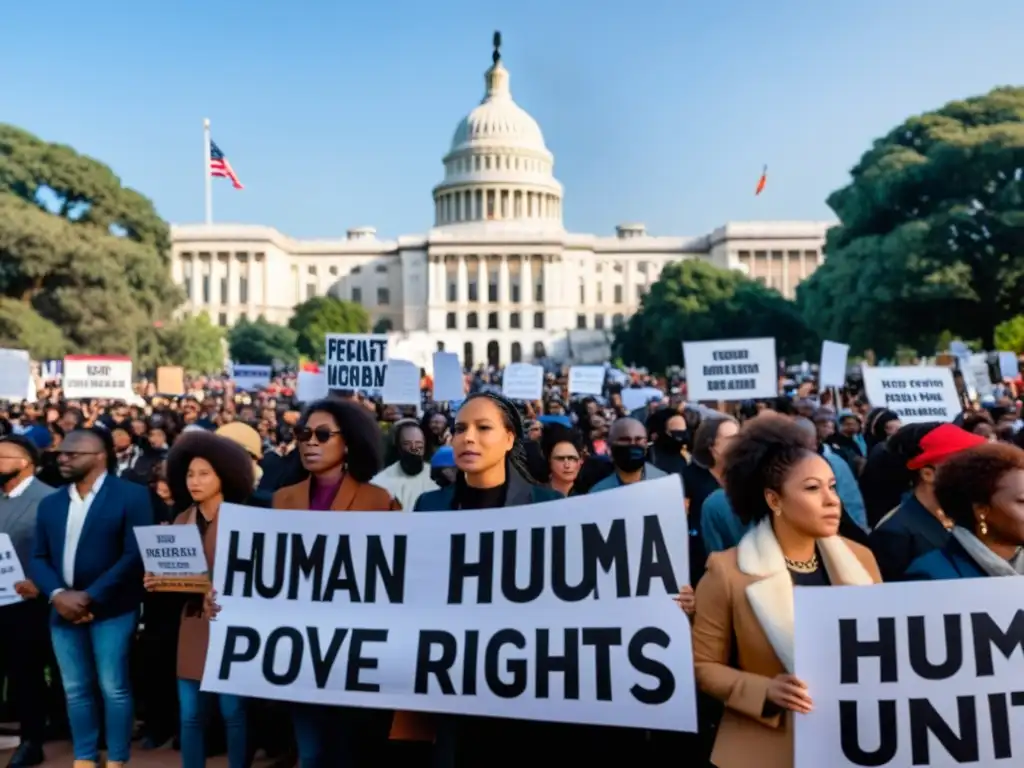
left=819, top=341, right=850, bottom=389
left=861, top=365, right=960, bottom=423
left=620, top=387, right=663, bottom=412
left=432, top=351, right=465, bottom=402
left=682, top=338, right=777, bottom=401
left=134, top=525, right=208, bottom=576
left=201, top=476, right=697, bottom=732
left=0, top=534, right=26, bottom=606
left=296, top=371, right=328, bottom=403
left=964, top=353, right=994, bottom=399
left=62, top=355, right=134, bottom=400
left=381, top=359, right=421, bottom=406
left=568, top=365, right=605, bottom=396
left=0, top=349, right=32, bottom=402
left=999, top=352, right=1019, bottom=381
left=231, top=364, right=272, bottom=391
left=325, top=334, right=388, bottom=393
left=501, top=362, right=543, bottom=401
left=795, top=578, right=1024, bottom=768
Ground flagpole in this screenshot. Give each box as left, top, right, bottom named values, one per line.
left=203, top=117, right=213, bottom=225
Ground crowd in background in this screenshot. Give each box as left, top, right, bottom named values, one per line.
left=2, top=361, right=1024, bottom=767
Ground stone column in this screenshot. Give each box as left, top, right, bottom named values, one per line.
left=498, top=255, right=510, bottom=304
left=227, top=254, right=240, bottom=314
left=457, top=255, right=468, bottom=304
left=477, top=257, right=488, bottom=304
left=522, top=256, right=533, bottom=306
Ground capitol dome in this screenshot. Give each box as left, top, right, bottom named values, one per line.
left=448, top=64, right=549, bottom=155
left=433, top=34, right=563, bottom=229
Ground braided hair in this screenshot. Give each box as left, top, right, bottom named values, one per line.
left=457, top=392, right=540, bottom=484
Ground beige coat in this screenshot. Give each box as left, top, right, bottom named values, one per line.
left=692, top=517, right=881, bottom=768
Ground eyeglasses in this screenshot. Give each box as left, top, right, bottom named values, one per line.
left=552, top=455, right=580, bottom=464
left=296, top=426, right=341, bottom=444
left=56, top=451, right=102, bottom=460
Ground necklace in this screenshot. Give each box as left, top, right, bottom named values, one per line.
left=785, top=553, right=819, bottom=573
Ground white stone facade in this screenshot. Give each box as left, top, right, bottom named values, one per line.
left=170, top=41, right=832, bottom=369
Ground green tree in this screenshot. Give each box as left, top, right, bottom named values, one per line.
left=0, top=297, right=69, bottom=359
left=0, top=124, right=183, bottom=364
left=613, top=260, right=816, bottom=372
left=288, top=296, right=369, bottom=362
left=227, top=316, right=298, bottom=366
left=797, top=87, right=1024, bottom=356
left=157, top=312, right=225, bottom=374
left=995, top=316, right=1024, bottom=354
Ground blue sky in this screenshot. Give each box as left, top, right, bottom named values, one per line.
left=2, top=0, right=1021, bottom=239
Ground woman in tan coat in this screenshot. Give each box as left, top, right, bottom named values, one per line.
left=144, top=431, right=254, bottom=768
left=272, top=398, right=402, bottom=767
left=692, top=412, right=881, bottom=768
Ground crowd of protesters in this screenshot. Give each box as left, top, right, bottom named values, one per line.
left=1, top=362, right=1023, bottom=768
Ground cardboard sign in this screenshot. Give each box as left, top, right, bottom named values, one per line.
left=134, top=524, right=210, bottom=594
left=156, top=366, right=186, bottom=395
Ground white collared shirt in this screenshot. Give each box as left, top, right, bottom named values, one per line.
left=63, top=473, right=107, bottom=587
left=5, top=475, right=34, bottom=499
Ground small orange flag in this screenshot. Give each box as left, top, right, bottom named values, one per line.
left=755, top=165, right=767, bottom=195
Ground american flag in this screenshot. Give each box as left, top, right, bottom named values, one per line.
left=210, top=140, right=244, bottom=189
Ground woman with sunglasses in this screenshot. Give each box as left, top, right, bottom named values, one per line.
left=271, top=398, right=399, bottom=767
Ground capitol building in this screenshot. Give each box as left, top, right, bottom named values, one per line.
left=170, top=39, right=832, bottom=369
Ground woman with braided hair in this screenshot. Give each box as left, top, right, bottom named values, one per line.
left=413, top=392, right=561, bottom=512
left=414, top=392, right=565, bottom=766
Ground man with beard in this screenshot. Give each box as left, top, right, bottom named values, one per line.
left=371, top=420, right=438, bottom=511
left=30, top=428, right=153, bottom=768
left=0, top=436, right=56, bottom=767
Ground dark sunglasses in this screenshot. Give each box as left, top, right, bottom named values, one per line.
left=295, top=426, right=341, bottom=444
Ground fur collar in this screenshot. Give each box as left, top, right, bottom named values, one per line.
left=737, top=517, right=874, bottom=673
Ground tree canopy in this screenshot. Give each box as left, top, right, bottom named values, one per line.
left=228, top=316, right=298, bottom=366
left=612, top=260, right=816, bottom=372
left=156, top=312, right=225, bottom=374
left=288, top=296, right=370, bottom=362
left=797, top=86, right=1024, bottom=356
left=0, top=124, right=182, bottom=364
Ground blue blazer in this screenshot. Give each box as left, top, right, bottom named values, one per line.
left=31, top=474, right=154, bottom=621
left=904, top=536, right=987, bottom=581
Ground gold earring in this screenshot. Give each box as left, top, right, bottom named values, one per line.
left=979, top=516, right=988, bottom=536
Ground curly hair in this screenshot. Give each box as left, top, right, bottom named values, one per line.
left=457, top=392, right=539, bottom=484
left=300, top=398, right=383, bottom=483
left=935, top=443, right=1024, bottom=530
left=166, top=431, right=254, bottom=510
left=722, top=412, right=818, bottom=525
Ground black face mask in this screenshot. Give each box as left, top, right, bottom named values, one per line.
left=398, top=451, right=424, bottom=476
left=0, top=469, right=21, bottom=486
left=657, top=431, right=687, bottom=449
left=610, top=444, right=647, bottom=473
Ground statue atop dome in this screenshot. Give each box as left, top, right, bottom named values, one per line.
left=492, top=31, right=502, bottom=66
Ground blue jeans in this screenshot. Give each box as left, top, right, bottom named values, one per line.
left=291, top=703, right=394, bottom=767
left=177, top=679, right=248, bottom=768
left=50, top=610, right=138, bottom=762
